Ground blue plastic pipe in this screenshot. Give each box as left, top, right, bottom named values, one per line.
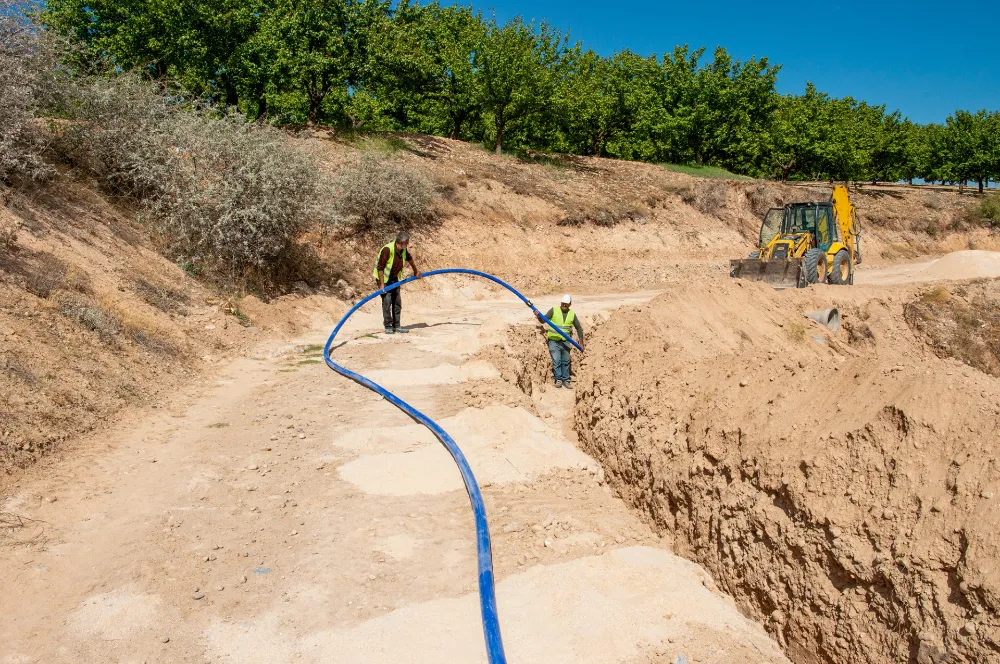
left=322, top=269, right=581, bottom=664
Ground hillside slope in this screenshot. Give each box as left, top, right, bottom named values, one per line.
left=2, top=132, right=995, bottom=479
left=309, top=134, right=998, bottom=294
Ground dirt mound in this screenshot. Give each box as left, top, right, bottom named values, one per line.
left=919, top=251, right=1000, bottom=280
left=574, top=278, right=1000, bottom=664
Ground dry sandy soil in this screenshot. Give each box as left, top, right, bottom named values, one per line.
left=4, top=133, right=1000, bottom=664
left=0, top=288, right=792, bottom=664
left=575, top=257, right=1000, bottom=664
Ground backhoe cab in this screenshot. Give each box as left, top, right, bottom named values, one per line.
left=730, top=185, right=862, bottom=289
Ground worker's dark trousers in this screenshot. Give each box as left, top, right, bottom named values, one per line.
left=547, top=340, right=572, bottom=382
left=377, top=279, right=402, bottom=329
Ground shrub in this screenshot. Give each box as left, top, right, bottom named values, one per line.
left=967, top=194, right=1000, bottom=228
left=694, top=181, right=729, bottom=216
left=332, top=155, right=436, bottom=232
left=52, top=75, right=323, bottom=281
left=60, top=299, right=123, bottom=342
left=0, top=0, right=52, bottom=186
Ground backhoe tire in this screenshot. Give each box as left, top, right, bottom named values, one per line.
left=803, top=249, right=828, bottom=285
left=829, top=250, right=852, bottom=285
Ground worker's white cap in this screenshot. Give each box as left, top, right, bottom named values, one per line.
left=560, top=294, right=572, bottom=304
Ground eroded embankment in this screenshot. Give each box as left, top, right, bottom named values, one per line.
left=565, top=280, right=1000, bottom=664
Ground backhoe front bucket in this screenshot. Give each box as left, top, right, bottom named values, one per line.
left=729, top=258, right=804, bottom=289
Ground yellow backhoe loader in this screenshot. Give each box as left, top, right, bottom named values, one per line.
left=730, top=185, right=862, bottom=288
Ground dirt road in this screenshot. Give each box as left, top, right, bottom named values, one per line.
left=853, top=249, right=1000, bottom=286
left=0, top=286, right=790, bottom=664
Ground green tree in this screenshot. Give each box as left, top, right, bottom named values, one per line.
left=250, top=0, right=384, bottom=126
left=896, top=120, right=930, bottom=185
left=476, top=16, right=564, bottom=154
left=946, top=109, right=1000, bottom=193
left=42, top=0, right=261, bottom=106
left=366, top=2, right=484, bottom=138
left=551, top=48, right=638, bottom=156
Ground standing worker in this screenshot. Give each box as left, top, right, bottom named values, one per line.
left=537, top=294, right=584, bottom=388
left=374, top=232, right=422, bottom=334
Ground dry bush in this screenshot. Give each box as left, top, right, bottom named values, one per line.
left=0, top=247, right=91, bottom=299
left=557, top=200, right=646, bottom=228
left=58, top=292, right=178, bottom=353
left=0, top=220, right=18, bottom=249
left=694, top=181, right=729, bottom=215
left=662, top=179, right=697, bottom=203
left=0, top=0, right=52, bottom=186
left=132, top=277, right=189, bottom=315
left=49, top=75, right=324, bottom=284
left=924, top=194, right=945, bottom=211
left=784, top=320, right=808, bottom=343
left=962, top=194, right=1000, bottom=229
left=22, top=252, right=67, bottom=298
left=60, top=298, right=123, bottom=342
left=333, top=155, right=436, bottom=232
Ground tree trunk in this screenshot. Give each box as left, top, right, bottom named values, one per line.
left=224, top=76, right=239, bottom=108
left=254, top=91, right=268, bottom=123
left=908, top=177, right=913, bottom=186
left=449, top=113, right=464, bottom=140
left=494, top=117, right=504, bottom=155
left=979, top=178, right=985, bottom=194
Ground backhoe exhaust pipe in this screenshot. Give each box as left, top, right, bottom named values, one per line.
left=805, top=308, right=840, bottom=333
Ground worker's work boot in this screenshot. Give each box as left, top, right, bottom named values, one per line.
left=554, top=380, right=563, bottom=388
left=385, top=327, right=395, bottom=334
left=394, top=327, right=409, bottom=334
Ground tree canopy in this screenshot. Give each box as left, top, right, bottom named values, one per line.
left=40, top=0, right=1000, bottom=187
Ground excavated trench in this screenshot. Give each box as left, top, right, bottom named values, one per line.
left=485, top=281, right=1000, bottom=664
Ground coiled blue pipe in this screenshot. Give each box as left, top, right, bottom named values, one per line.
left=322, top=268, right=582, bottom=664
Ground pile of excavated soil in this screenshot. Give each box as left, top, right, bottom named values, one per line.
left=572, top=277, right=1000, bottom=664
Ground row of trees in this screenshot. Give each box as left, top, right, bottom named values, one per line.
left=39, top=0, right=1000, bottom=188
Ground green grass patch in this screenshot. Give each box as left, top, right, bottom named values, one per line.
left=661, top=163, right=753, bottom=180
left=296, top=359, right=322, bottom=365
left=207, top=422, right=229, bottom=428
left=301, top=344, right=325, bottom=353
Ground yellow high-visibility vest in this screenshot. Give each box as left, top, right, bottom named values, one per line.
left=373, top=242, right=408, bottom=282
left=547, top=308, right=575, bottom=341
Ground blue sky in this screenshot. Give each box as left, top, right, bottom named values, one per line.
left=474, top=0, right=996, bottom=125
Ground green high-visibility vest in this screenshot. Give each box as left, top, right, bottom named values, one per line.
left=373, top=242, right=408, bottom=282
left=547, top=308, right=576, bottom=341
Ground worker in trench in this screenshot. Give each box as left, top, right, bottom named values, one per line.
left=374, top=231, right=422, bottom=334
left=536, top=294, right=584, bottom=388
